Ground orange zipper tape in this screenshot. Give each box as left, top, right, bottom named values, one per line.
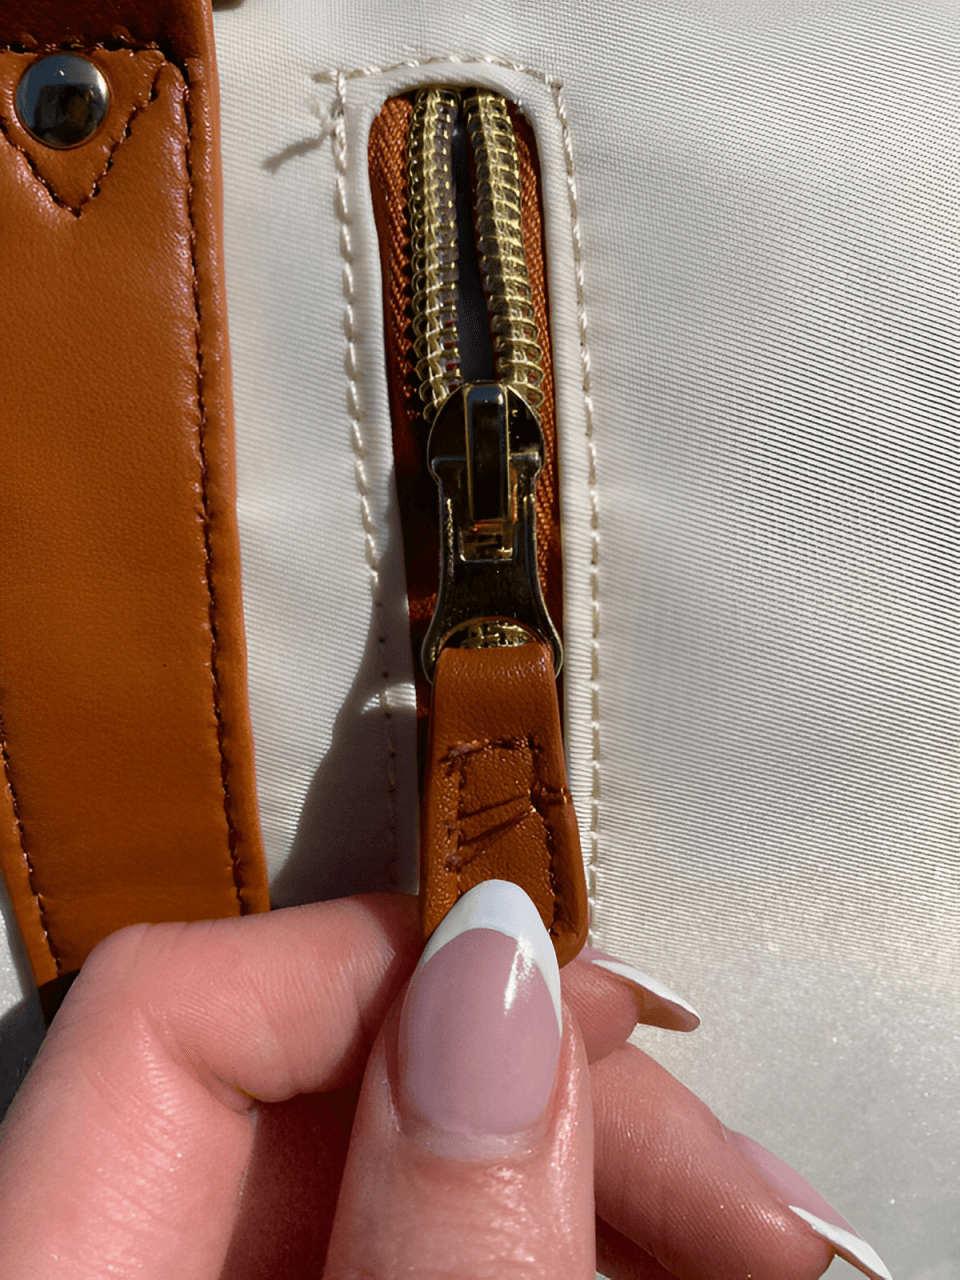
left=369, top=90, right=588, bottom=964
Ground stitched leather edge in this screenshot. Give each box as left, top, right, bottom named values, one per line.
left=0, top=4, right=270, bottom=989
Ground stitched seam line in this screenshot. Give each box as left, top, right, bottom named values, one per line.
left=316, top=57, right=601, bottom=938
left=445, top=734, right=566, bottom=936
left=332, top=72, right=399, bottom=861
left=528, top=736, right=561, bottom=936
left=0, top=715, right=61, bottom=971
left=182, top=77, right=245, bottom=911
left=315, top=54, right=559, bottom=89
left=0, top=40, right=160, bottom=52
left=551, top=82, right=601, bottom=945
left=0, top=50, right=164, bottom=217
left=452, top=739, right=469, bottom=898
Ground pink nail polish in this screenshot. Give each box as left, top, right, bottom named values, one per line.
left=398, top=880, right=562, bottom=1156
left=724, top=1127, right=893, bottom=1280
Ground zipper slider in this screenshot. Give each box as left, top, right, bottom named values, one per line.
left=409, top=87, right=562, bottom=680
left=422, top=380, right=562, bottom=679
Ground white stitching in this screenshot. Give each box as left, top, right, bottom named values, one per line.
left=322, top=57, right=600, bottom=923
left=314, top=53, right=560, bottom=90
left=331, top=72, right=399, bottom=850
left=551, top=82, right=601, bottom=943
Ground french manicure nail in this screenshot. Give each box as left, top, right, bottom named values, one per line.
left=398, top=879, right=562, bottom=1157
left=788, top=1207, right=893, bottom=1280
left=724, top=1127, right=893, bottom=1280
left=580, top=944, right=701, bottom=1032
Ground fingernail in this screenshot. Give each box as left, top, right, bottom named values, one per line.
left=398, top=880, right=562, bottom=1157
left=580, top=944, right=701, bottom=1032
left=723, top=1127, right=893, bottom=1280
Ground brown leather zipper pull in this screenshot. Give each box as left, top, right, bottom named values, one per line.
left=422, top=642, right=588, bottom=967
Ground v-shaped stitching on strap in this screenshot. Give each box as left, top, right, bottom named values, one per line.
left=0, top=61, right=164, bottom=218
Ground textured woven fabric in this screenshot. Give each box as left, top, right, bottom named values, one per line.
left=0, top=2, right=956, bottom=1275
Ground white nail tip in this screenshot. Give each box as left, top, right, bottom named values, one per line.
left=419, top=880, right=562, bottom=1033
left=588, top=957, right=701, bottom=1030
left=788, top=1206, right=893, bottom=1280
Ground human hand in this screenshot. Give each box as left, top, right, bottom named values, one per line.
left=0, top=882, right=890, bottom=1278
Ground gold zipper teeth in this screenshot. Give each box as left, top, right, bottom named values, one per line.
left=408, top=86, right=545, bottom=419
left=463, top=89, right=545, bottom=414
left=408, top=88, right=461, bottom=420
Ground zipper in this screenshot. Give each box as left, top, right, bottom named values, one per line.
left=408, top=86, right=562, bottom=679
left=369, top=86, right=588, bottom=963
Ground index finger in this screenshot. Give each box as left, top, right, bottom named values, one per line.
left=0, top=894, right=421, bottom=1279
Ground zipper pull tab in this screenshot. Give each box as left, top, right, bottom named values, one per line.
left=421, top=380, right=562, bottom=680
left=421, top=640, right=588, bottom=968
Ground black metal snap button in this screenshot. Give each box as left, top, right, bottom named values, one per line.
left=15, top=53, right=110, bottom=149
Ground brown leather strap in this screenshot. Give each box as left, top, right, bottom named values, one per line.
left=421, top=644, right=588, bottom=966
left=0, top=0, right=269, bottom=993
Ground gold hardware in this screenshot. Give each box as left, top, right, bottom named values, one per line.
left=408, top=89, right=461, bottom=419
left=409, top=88, right=560, bottom=679
left=463, top=90, right=544, bottom=413
left=421, top=382, right=561, bottom=681
left=451, top=618, right=539, bottom=650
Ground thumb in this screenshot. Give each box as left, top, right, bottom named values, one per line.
left=323, top=881, right=595, bottom=1279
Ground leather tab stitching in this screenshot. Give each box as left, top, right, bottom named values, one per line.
left=182, top=77, right=245, bottom=911
left=0, top=715, right=61, bottom=971
left=443, top=734, right=568, bottom=935
left=0, top=48, right=165, bottom=218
